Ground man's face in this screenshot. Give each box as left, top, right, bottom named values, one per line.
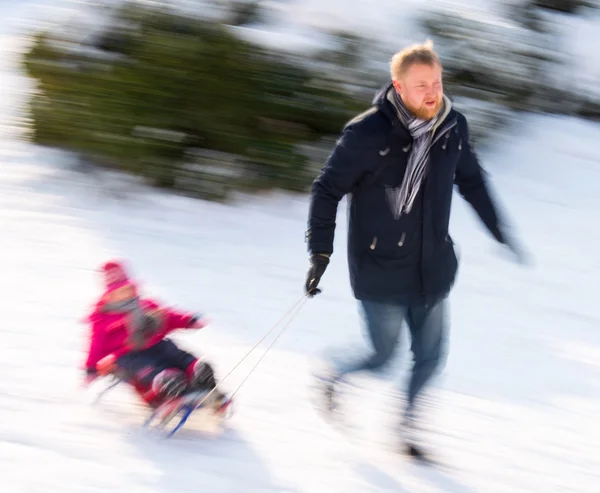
left=393, top=62, right=443, bottom=120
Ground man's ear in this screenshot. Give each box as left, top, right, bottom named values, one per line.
left=392, top=79, right=403, bottom=95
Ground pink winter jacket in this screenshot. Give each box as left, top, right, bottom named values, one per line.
left=83, top=289, right=198, bottom=372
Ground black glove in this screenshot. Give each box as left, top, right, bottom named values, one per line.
left=305, top=253, right=330, bottom=297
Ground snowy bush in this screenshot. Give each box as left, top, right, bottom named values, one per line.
left=418, top=0, right=600, bottom=141
left=420, top=4, right=558, bottom=107
left=22, top=1, right=364, bottom=200
left=533, top=0, right=597, bottom=13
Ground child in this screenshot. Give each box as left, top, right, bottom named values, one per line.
left=83, top=260, right=224, bottom=408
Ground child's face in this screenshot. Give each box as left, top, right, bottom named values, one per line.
left=104, top=266, right=125, bottom=287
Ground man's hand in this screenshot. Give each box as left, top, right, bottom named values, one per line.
left=494, top=229, right=531, bottom=266
left=305, top=253, right=330, bottom=297
left=504, top=236, right=531, bottom=266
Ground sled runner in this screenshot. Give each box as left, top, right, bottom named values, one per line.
left=144, top=388, right=234, bottom=438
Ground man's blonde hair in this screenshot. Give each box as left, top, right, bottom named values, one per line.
left=390, top=40, right=441, bottom=80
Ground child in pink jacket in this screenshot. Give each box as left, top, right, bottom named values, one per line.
left=83, top=260, right=222, bottom=407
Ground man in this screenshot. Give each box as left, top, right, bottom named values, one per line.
left=304, top=40, right=525, bottom=457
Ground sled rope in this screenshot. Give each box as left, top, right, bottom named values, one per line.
left=195, top=294, right=309, bottom=408
left=229, top=295, right=308, bottom=399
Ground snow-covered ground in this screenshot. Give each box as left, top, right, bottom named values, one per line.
left=2, top=2, right=600, bottom=492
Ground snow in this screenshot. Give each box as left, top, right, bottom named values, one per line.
left=549, top=6, right=600, bottom=101
left=2, top=2, right=600, bottom=493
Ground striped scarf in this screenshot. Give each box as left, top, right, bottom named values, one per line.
left=387, top=90, right=444, bottom=219
left=99, top=284, right=162, bottom=349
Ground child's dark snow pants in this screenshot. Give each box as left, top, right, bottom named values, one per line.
left=116, top=338, right=197, bottom=388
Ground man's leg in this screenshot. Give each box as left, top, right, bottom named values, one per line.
left=405, top=299, right=448, bottom=413
left=320, top=300, right=406, bottom=412
left=335, top=300, right=407, bottom=376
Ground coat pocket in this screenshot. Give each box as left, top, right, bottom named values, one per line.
left=368, top=232, right=407, bottom=251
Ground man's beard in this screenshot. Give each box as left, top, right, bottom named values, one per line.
left=406, top=96, right=442, bottom=121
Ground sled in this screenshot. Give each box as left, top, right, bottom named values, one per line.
left=143, top=388, right=234, bottom=438
left=93, top=376, right=234, bottom=438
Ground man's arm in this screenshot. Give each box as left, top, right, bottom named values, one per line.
left=454, top=115, right=506, bottom=244
left=307, top=126, right=371, bottom=255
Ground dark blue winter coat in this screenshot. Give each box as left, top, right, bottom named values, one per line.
left=306, top=83, right=506, bottom=303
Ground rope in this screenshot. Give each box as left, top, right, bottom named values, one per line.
left=229, top=295, right=308, bottom=399
left=194, top=294, right=308, bottom=408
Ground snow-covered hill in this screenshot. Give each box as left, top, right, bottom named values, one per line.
left=2, top=2, right=599, bottom=492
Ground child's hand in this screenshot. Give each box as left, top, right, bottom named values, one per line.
left=187, top=315, right=209, bottom=329
left=83, top=368, right=98, bottom=387
left=97, top=354, right=117, bottom=376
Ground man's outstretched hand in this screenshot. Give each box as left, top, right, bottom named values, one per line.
left=505, top=236, right=531, bottom=265
left=496, top=229, right=532, bottom=266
